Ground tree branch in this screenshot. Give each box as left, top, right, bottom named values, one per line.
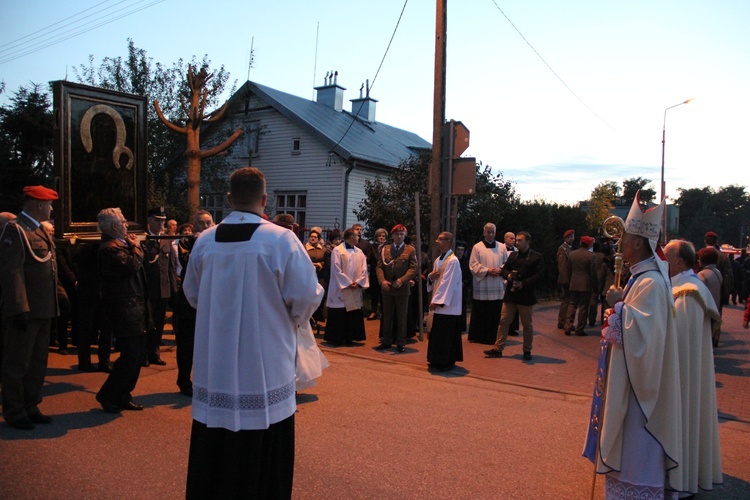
left=198, top=128, right=244, bottom=159
left=153, top=100, right=186, bottom=134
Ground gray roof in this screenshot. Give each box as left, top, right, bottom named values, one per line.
left=230, top=81, right=431, bottom=169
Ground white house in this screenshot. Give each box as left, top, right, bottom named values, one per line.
left=199, top=75, right=431, bottom=233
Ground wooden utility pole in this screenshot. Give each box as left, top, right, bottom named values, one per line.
left=429, top=0, right=447, bottom=250
left=154, top=65, right=244, bottom=215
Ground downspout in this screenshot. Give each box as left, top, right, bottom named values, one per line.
left=342, top=160, right=356, bottom=228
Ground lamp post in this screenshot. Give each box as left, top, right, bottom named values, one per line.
left=660, top=98, right=694, bottom=243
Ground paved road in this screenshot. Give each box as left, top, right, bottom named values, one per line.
left=0, top=300, right=747, bottom=499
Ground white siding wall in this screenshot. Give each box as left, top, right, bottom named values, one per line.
left=223, top=97, right=344, bottom=230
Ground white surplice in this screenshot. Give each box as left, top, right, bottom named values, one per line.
left=183, top=211, right=323, bottom=431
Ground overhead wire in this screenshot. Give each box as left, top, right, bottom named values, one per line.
left=489, top=0, right=617, bottom=131
left=0, top=0, right=166, bottom=65
left=327, top=0, right=409, bottom=157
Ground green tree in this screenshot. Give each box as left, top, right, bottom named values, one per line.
left=355, top=156, right=519, bottom=245
left=587, top=181, right=620, bottom=233
left=622, top=177, right=656, bottom=205
left=0, top=83, right=54, bottom=211
left=73, top=38, right=237, bottom=220
left=675, top=185, right=750, bottom=247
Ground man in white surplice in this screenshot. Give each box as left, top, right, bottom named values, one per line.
left=324, top=227, right=369, bottom=346
left=182, top=167, right=323, bottom=499
left=664, top=239, right=723, bottom=495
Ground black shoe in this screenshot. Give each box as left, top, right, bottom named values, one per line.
left=8, top=417, right=35, bottom=430
left=374, top=344, right=391, bottom=351
left=78, top=364, right=97, bottom=373
left=96, top=396, right=122, bottom=414
left=367, top=313, right=378, bottom=321
left=58, top=348, right=69, bottom=355
left=484, top=348, right=503, bottom=358
left=141, top=359, right=150, bottom=367
left=523, top=351, right=532, bottom=361
left=149, top=358, right=166, bottom=366
left=588, top=322, right=596, bottom=327
left=179, top=386, right=193, bottom=397
left=98, top=362, right=113, bottom=373
left=575, top=331, right=588, bottom=337
left=27, top=411, right=52, bottom=424
left=121, top=401, right=144, bottom=411
left=396, top=345, right=405, bottom=353
left=557, top=323, right=564, bottom=329
left=508, top=330, right=519, bottom=337
left=564, top=330, right=572, bottom=336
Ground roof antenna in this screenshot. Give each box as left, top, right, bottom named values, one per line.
left=246, top=36, right=255, bottom=82
left=311, top=21, right=319, bottom=100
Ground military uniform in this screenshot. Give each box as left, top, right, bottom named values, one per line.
left=0, top=210, right=58, bottom=426
left=376, top=228, right=418, bottom=349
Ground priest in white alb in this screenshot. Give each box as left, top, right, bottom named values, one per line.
left=182, top=167, right=323, bottom=499
left=664, top=239, right=723, bottom=495
left=324, top=227, right=368, bottom=346
left=595, top=192, right=685, bottom=498
left=426, top=231, right=463, bottom=371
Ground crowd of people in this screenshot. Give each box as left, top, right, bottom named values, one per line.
left=1, top=175, right=746, bottom=497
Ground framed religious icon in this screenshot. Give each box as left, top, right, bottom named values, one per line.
left=52, top=80, right=148, bottom=238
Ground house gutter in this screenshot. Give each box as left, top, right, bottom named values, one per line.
left=342, top=161, right=356, bottom=228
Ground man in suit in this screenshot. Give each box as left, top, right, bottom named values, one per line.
left=565, top=235, right=597, bottom=336
left=0, top=186, right=59, bottom=430
left=556, top=229, right=574, bottom=329
left=95, top=208, right=148, bottom=413
left=141, top=207, right=178, bottom=366
left=376, top=224, right=418, bottom=353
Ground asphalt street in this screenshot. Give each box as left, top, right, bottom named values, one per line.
left=0, top=300, right=748, bottom=499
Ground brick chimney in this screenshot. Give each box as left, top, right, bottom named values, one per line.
left=314, top=71, right=345, bottom=112
left=350, top=79, right=377, bottom=122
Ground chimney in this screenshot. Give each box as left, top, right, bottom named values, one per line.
left=314, top=70, right=345, bottom=112
left=350, top=79, right=377, bottom=122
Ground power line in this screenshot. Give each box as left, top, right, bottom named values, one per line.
left=489, top=0, right=617, bottom=131
left=328, top=0, right=409, bottom=156
left=0, top=0, right=125, bottom=51
left=0, top=0, right=166, bottom=65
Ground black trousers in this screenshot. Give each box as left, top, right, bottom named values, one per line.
left=186, top=414, right=295, bottom=500
left=176, top=313, right=195, bottom=390
left=97, top=334, right=145, bottom=405
left=147, top=297, right=168, bottom=361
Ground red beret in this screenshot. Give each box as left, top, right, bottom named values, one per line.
left=563, top=229, right=574, bottom=238
left=704, top=231, right=718, bottom=239
left=580, top=236, right=594, bottom=246
left=23, top=185, right=58, bottom=201
left=391, top=224, right=406, bottom=234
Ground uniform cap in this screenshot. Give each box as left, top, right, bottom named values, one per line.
left=563, top=229, right=574, bottom=238
left=23, top=185, right=58, bottom=201
left=148, top=207, right=167, bottom=219
left=580, top=236, right=594, bottom=246
left=391, top=224, right=407, bottom=234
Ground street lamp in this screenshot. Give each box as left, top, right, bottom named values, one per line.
left=660, top=98, right=694, bottom=243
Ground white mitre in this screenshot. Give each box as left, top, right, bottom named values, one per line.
left=625, top=190, right=671, bottom=288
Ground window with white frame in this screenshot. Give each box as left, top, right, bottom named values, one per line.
left=275, top=192, right=307, bottom=228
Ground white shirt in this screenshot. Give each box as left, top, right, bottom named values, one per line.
left=427, top=250, right=462, bottom=316
left=326, top=243, right=368, bottom=309
left=469, top=241, right=509, bottom=300
left=183, top=211, right=323, bottom=431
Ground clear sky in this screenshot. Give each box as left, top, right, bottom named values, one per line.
left=2, top=0, right=749, bottom=205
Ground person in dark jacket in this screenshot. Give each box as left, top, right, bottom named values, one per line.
left=95, top=208, right=148, bottom=413
left=175, top=211, right=214, bottom=396
left=484, top=231, right=545, bottom=361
